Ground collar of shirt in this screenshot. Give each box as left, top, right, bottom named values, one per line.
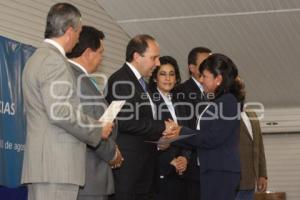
left=192, top=77, right=204, bottom=92
left=68, top=60, right=101, bottom=92
left=126, top=63, right=156, bottom=117
left=44, top=39, right=66, bottom=57
left=196, top=104, right=210, bottom=130
left=157, top=88, right=177, bottom=123
left=157, top=88, right=172, bottom=105
left=68, top=59, right=89, bottom=75
left=126, top=62, right=142, bottom=80
left=241, top=111, right=253, bottom=140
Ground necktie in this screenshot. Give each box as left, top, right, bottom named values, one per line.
left=89, top=77, right=100, bottom=91
left=139, top=78, right=147, bottom=92
left=139, top=78, right=155, bottom=117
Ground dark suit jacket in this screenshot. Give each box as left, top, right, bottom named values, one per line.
left=69, top=62, right=117, bottom=196
left=172, top=78, right=206, bottom=181
left=179, top=93, right=240, bottom=174
left=172, top=78, right=206, bottom=128
left=239, top=111, right=267, bottom=190
left=105, top=63, right=165, bottom=194
left=149, top=88, right=189, bottom=180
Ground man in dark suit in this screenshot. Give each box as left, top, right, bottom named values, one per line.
left=235, top=110, right=267, bottom=200
left=105, top=34, right=175, bottom=200
left=67, top=26, right=123, bottom=200
left=172, top=47, right=211, bottom=200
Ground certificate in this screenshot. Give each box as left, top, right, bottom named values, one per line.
left=99, top=100, right=126, bottom=122
left=145, top=134, right=197, bottom=145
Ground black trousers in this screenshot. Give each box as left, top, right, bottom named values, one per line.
left=184, top=179, right=200, bottom=200
left=109, top=192, right=154, bottom=200
left=155, top=177, right=185, bottom=200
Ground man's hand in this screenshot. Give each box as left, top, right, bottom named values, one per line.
left=257, top=177, right=268, bottom=192
left=101, top=122, right=114, bottom=140
left=163, top=119, right=180, bottom=139
left=170, top=156, right=188, bottom=175
left=109, top=146, right=124, bottom=169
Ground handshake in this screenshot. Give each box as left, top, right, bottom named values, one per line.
left=163, top=119, right=181, bottom=138
left=157, top=119, right=181, bottom=150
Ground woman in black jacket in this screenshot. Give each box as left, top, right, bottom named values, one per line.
left=149, top=56, right=189, bottom=200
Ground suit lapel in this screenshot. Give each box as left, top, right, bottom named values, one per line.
left=70, top=62, right=106, bottom=101
left=123, top=64, right=154, bottom=105
left=187, top=78, right=200, bottom=91
left=124, top=64, right=146, bottom=94
left=123, top=64, right=155, bottom=119
left=84, top=76, right=102, bottom=96
left=241, top=117, right=254, bottom=141
left=246, top=111, right=260, bottom=141
left=151, top=88, right=173, bottom=120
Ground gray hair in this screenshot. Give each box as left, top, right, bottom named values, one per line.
left=44, top=3, right=81, bottom=38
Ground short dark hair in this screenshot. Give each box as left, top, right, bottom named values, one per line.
left=199, top=53, right=245, bottom=102
left=44, top=3, right=81, bottom=38
left=126, top=34, right=156, bottom=62
left=67, top=25, right=105, bottom=58
left=149, top=56, right=181, bottom=90
left=188, top=46, right=211, bottom=65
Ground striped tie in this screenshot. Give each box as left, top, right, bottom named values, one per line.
left=139, top=78, right=147, bottom=92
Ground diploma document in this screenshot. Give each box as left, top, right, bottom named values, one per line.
left=145, top=134, right=197, bottom=145
left=99, top=100, right=126, bottom=122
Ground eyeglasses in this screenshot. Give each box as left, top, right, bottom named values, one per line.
left=158, top=72, right=175, bottom=77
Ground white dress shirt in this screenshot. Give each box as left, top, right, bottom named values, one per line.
left=157, top=88, right=177, bottom=123
left=68, top=59, right=88, bottom=75
left=44, top=39, right=66, bottom=57
left=126, top=62, right=156, bottom=118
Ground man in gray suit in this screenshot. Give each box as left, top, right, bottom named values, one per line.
left=21, top=3, right=113, bottom=200
left=67, top=25, right=124, bottom=200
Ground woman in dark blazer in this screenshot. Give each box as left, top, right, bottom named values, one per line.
left=175, top=53, right=245, bottom=200
left=149, top=56, right=189, bottom=200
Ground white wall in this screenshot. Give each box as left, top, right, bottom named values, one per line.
left=0, top=0, right=129, bottom=78
left=263, top=133, right=300, bottom=200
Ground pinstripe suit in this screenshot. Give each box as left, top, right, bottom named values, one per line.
left=22, top=42, right=103, bottom=192
left=69, top=61, right=117, bottom=200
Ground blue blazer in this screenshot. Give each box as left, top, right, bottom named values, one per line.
left=179, top=93, right=240, bottom=173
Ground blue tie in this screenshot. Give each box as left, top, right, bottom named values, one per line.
left=139, top=78, right=147, bottom=92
